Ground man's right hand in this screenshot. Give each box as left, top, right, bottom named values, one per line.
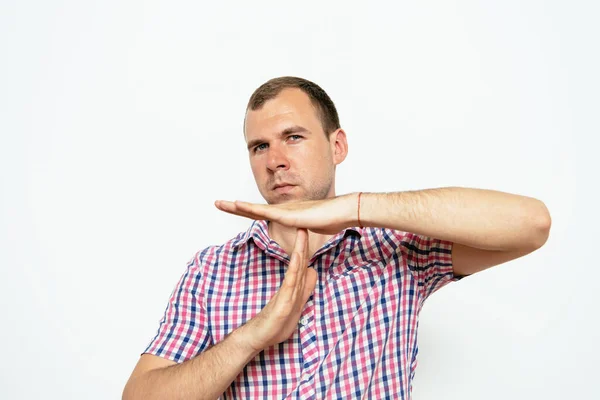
left=123, top=228, right=318, bottom=400
left=238, top=228, right=317, bottom=352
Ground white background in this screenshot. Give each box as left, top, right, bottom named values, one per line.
left=1, top=1, right=597, bottom=399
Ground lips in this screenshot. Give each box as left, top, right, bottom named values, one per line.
left=272, top=183, right=296, bottom=193
left=273, top=182, right=294, bottom=189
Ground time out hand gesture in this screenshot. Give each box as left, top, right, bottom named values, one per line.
left=214, top=193, right=362, bottom=235
left=240, top=229, right=317, bottom=352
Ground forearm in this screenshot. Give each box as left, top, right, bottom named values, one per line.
left=123, top=325, right=260, bottom=400
left=358, top=187, right=551, bottom=251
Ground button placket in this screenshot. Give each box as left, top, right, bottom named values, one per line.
left=296, top=298, right=318, bottom=399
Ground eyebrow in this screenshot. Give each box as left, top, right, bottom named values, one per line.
left=246, top=125, right=310, bottom=150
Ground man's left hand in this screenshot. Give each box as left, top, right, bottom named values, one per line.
left=214, top=193, right=359, bottom=235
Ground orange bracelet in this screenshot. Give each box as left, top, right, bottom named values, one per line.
left=357, top=192, right=363, bottom=228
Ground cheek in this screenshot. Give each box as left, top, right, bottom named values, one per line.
left=249, top=159, right=263, bottom=180
left=299, top=149, right=332, bottom=176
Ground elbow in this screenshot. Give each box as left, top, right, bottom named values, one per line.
left=122, top=384, right=132, bottom=400
left=122, top=377, right=141, bottom=400
left=531, top=200, right=552, bottom=249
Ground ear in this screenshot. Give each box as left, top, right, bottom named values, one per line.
left=330, top=128, right=348, bottom=165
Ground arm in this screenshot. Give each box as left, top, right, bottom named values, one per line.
left=216, top=187, right=552, bottom=277
left=123, top=229, right=316, bottom=400
left=122, top=327, right=259, bottom=400
left=359, top=188, right=552, bottom=276
left=360, top=188, right=550, bottom=251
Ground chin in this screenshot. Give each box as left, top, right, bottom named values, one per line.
left=267, top=193, right=301, bottom=205
left=263, top=188, right=307, bottom=205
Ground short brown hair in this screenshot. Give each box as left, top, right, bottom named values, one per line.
left=246, top=76, right=340, bottom=136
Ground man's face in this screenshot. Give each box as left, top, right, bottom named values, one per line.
left=244, top=88, right=346, bottom=204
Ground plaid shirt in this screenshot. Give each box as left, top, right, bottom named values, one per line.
left=144, top=220, right=463, bottom=399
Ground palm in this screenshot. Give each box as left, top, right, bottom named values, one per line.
left=242, top=229, right=318, bottom=352
left=214, top=194, right=356, bottom=234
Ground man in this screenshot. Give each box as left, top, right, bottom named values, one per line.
left=122, top=77, right=551, bottom=399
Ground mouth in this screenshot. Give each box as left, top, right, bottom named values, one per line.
left=272, top=183, right=296, bottom=193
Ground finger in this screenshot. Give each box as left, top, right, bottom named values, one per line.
left=302, top=268, right=318, bottom=303
left=294, top=229, right=309, bottom=309
left=303, top=228, right=309, bottom=264
left=214, top=200, right=264, bottom=220
left=217, top=200, right=283, bottom=223
left=223, top=208, right=262, bottom=221
left=214, top=200, right=236, bottom=211
left=291, top=229, right=308, bottom=302
left=299, top=228, right=309, bottom=294
left=282, top=230, right=307, bottom=301
left=279, top=250, right=300, bottom=303
left=234, top=201, right=279, bottom=221
left=292, top=228, right=308, bottom=256
left=236, top=201, right=304, bottom=228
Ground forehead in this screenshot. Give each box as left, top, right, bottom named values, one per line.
left=244, top=88, right=322, bottom=139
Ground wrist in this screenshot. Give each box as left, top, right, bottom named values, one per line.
left=340, top=192, right=362, bottom=228
left=231, top=323, right=262, bottom=362
left=352, top=192, right=380, bottom=228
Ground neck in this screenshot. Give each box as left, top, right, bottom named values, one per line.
left=268, top=185, right=338, bottom=259
left=268, top=221, right=332, bottom=259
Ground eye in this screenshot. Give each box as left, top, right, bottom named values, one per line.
left=288, top=134, right=303, bottom=141
left=253, top=143, right=268, bottom=153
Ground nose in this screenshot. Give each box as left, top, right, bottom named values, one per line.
left=266, top=144, right=290, bottom=172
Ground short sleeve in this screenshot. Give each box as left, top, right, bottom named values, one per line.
left=142, top=252, right=212, bottom=363
left=395, top=231, right=464, bottom=302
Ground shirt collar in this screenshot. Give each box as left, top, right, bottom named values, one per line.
left=231, top=219, right=364, bottom=250
left=231, top=219, right=271, bottom=249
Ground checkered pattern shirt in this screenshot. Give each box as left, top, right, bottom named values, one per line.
left=143, top=220, right=463, bottom=399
